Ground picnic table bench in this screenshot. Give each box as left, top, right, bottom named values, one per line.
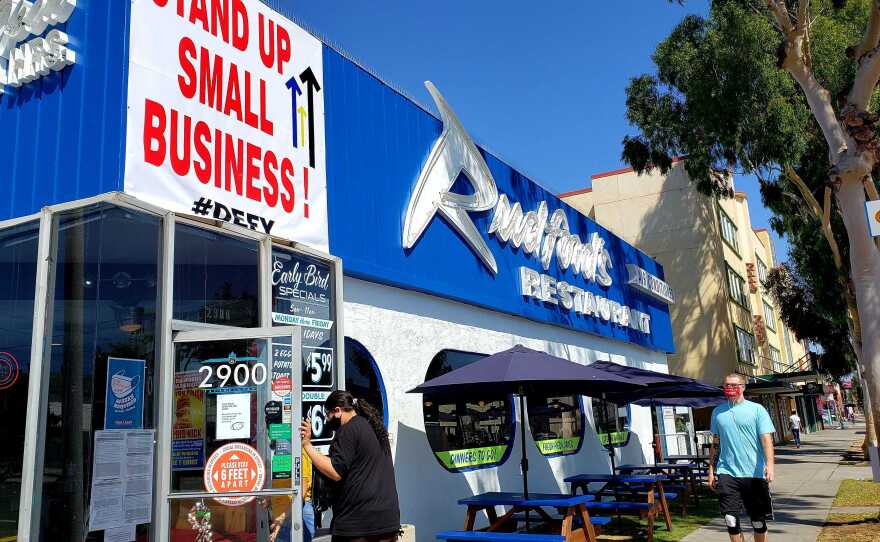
left=616, top=462, right=700, bottom=509
left=565, top=473, right=673, bottom=542
left=453, top=492, right=608, bottom=542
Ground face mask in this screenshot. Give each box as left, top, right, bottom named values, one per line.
left=326, top=414, right=341, bottom=432
left=724, top=387, right=741, bottom=399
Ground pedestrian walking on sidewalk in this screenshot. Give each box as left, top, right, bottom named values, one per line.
left=301, top=391, right=401, bottom=542
left=708, top=373, right=776, bottom=542
left=788, top=411, right=801, bottom=449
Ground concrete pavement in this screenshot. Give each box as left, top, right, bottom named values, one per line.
left=681, top=420, right=872, bottom=541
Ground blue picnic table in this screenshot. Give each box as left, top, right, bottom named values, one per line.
left=451, top=491, right=607, bottom=542
left=616, top=462, right=700, bottom=507
left=564, top=473, right=672, bottom=542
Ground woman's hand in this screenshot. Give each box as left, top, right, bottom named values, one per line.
left=300, top=418, right=313, bottom=447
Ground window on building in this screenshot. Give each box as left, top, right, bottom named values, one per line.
left=40, top=204, right=161, bottom=541
left=763, top=301, right=776, bottom=332
left=726, top=265, right=750, bottom=309
left=422, top=350, right=513, bottom=471
left=735, top=326, right=758, bottom=365
left=592, top=399, right=631, bottom=447
left=719, top=208, right=740, bottom=253
left=173, top=224, right=259, bottom=327
left=770, top=346, right=784, bottom=373
left=756, top=256, right=768, bottom=285
left=0, top=220, right=39, bottom=539
left=527, top=394, right=584, bottom=456
left=345, top=338, right=387, bottom=426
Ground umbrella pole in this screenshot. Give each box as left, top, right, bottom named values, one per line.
left=601, top=393, right=615, bottom=472
left=519, top=391, right=530, bottom=531
left=651, top=398, right=658, bottom=466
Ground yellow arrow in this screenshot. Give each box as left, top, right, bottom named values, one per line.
left=297, top=106, right=307, bottom=148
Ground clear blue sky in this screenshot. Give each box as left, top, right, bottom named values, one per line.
left=287, top=0, right=790, bottom=261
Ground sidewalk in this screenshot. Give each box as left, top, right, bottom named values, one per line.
left=681, top=421, right=872, bottom=541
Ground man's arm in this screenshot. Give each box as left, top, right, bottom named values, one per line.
left=761, top=433, right=775, bottom=482
left=708, top=434, right=720, bottom=489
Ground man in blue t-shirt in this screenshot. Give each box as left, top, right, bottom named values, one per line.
left=709, top=373, right=776, bottom=541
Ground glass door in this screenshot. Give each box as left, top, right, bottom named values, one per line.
left=169, top=326, right=303, bottom=542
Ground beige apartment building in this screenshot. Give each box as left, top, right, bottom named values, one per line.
left=561, top=161, right=817, bottom=435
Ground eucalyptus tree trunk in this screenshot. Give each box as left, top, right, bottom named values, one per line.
left=768, top=0, right=880, bottom=478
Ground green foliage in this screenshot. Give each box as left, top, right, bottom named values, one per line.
left=626, top=0, right=876, bottom=370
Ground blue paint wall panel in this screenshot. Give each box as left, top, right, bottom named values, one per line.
left=322, top=47, right=675, bottom=353
left=0, top=0, right=130, bottom=220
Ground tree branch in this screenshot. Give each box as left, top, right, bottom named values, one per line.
left=848, top=45, right=880, bottom=111
left=850, top=0, right=880, bottom=61
left=774, top=5, right=848, bottom=159
left=765, top=0, right=794, bottom=33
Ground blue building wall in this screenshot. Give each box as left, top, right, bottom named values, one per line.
left=0, top=1, right=131, bottom=220
left=321, top=47, right=675, bottom=353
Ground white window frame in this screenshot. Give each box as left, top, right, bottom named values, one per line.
left=770, top=346, right=783, bottom=373
left=719, top=207, right=740, bottom=253
left=726, top=265, right=750, bottom=309
left=763, top=300, right=776, bottom=332
left=756, top=255, right=768, bottom=285
left=735, top=326, right=757, bottom=365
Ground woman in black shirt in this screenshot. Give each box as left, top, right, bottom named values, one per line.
left=301, top=391, right=401, bottom=542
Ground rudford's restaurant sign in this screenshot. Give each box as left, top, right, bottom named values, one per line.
left=402, top=83, right=673, bottom=335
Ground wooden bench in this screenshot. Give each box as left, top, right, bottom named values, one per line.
left=437, top=531, right=565, bottom=542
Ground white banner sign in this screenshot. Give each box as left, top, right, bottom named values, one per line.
left=125, top=0, right=328, bottom=251
left=867, top=200, right=880, bottom=238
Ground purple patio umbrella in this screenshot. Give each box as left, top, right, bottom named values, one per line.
left=408, top=345, right=662, bottom=504
left=593, top=362, right=725, bottom=463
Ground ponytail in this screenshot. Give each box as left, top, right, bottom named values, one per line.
left=325, top=390, right=390, bottom=454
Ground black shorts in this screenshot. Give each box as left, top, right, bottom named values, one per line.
left=717, top=474, right=773, bottom=520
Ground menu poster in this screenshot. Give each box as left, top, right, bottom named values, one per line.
left=271, top=251, right=334, bottom=331
left=88, top=430, right=155, bottom=532
left=172, top=371, right=205, bottom=470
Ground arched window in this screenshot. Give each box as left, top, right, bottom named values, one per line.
left=422, top=350, right=514, bottom=471
left=527, top=394, right=585, bottom=456
left=344, top=338, right=387, bottom=426
left=592, top=399, right=632, bottom=447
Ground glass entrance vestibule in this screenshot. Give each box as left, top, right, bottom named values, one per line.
left=0, top=192, right=344, bottom=542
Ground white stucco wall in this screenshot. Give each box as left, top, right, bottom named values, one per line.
left=341, top=277, right=670, bottom=542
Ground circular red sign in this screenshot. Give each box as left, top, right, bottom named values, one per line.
left=0, top=353, right=20, bottom=391
left=203, top=442, right=265, bottom=505
left=272, top=376, right=292, bottom=397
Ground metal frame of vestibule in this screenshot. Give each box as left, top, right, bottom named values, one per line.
left=1, top=191, right=345, bottom=542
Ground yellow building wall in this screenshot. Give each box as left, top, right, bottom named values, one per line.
left=562, top=161, right=806, bottom=385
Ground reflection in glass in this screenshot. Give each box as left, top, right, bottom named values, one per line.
left=169, top=498, right=292, bottom=542
left=174, top=225, right=259, bottom=327
left=527, top=395, right=583, bottom=456
left=172, top=338, right=294, bottom=495
left=0, top=220, right=39, bottom=538
left=40, top=204, right=161, bottom=541
left=422, top=350, right=513, bottom=471
left=592, top=399, right=631, bottom=447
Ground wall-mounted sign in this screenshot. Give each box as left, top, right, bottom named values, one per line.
left=324, top=64, right=674, bottom=352
left=104, top=357, right=145, bottom=430
left=625, top=264, right=675, bottom=304
left=271, top=251, right=333, bottom=329
left=124, top=0, right=328, bottom=250
left=866, top=200, right=880, bottom=237
left=0, top=0, right=77, bottom=94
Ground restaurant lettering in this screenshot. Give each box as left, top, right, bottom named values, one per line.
left=402, top=83, right=669, bottom=335
left=0, top=0, right=76, bottom=94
